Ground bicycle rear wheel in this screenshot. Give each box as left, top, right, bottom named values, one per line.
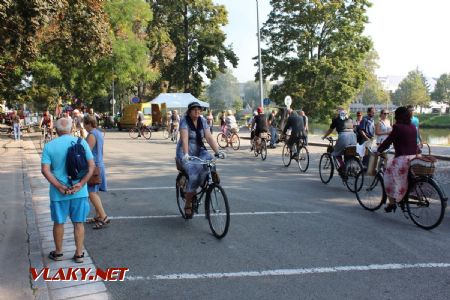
left=217, top=133, right=228, bottom=149
left=319, top=153, right=334, bottom=184
left=355, top=172, right=385, bottom=211
left=282, top=144, right=291, bottom=167
left=205, top=183, right=230, bottom=239
left=129, top=128, right=139, bottom=139
left=142, top=127, right=152, bottom=140
left=176, top=174, right=187, bottom=219
left=406, top=177, right=446, bottom=230
left=260, top=141, right=267, bottom=160
left=163, top=128, right=169, bottom=139
left=296, top=146, right=309, bottom=172
left=231, top=133, right=240, bottom=150
left=344, top=157, right=363, bottom=193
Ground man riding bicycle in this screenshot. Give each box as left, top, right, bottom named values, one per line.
left=282, top=109, right=305, bottom=157
left=40, top=110, right=54, bottom=138
left=170, top=110, right=180, bottom=140
left=322, top=108, right=356, bottom=174
left=251, top=107, right=267, bottom=150
left=136, top=109, right=144, bottom=137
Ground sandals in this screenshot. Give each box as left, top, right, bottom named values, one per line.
left=86, top=216, right=100, bottom=224
left=184, top=202, right=193, bottom=219
left=92, top=216, right=110, bottom=230
left=73, top=252, right=84, bottom=263
left=48, top=251, right=63, bottom=261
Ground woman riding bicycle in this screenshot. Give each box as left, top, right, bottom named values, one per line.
left=377, top=106, right=419, bottom=213
left=322, top=108, right=356, bottom=174
left=176, top=102, right=223, bottom=219
left=250, top=107, right=267, bottom=149
left=225, top=110, right=238, bottom=134
left=170, top=110, right=180, bottom=140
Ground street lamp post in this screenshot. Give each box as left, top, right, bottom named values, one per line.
left=256, top=0, right=264, bottom=109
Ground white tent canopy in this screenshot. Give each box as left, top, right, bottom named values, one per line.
left=150, top=93, right=209, bottom=108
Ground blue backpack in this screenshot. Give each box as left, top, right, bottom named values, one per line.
left=66, top=138, right=88, bottom=185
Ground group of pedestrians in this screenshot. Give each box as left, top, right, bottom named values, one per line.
left=41, top=113, right=109, bottom=263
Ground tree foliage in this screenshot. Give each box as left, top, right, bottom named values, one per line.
left=358, top=50, right=390, bottom=105
left=431, top=73, right=450, bottom=105
left=392, top=69, right=430, bottom=107
left=260, top=0, right=372, bottom=118
left=207, top=70, right=240, bottom=112
left=149, top=0, right=238, bottom=97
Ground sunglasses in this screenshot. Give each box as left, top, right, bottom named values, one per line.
left=382, top=112, right=389, bottom=115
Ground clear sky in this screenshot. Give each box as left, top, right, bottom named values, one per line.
left=215, top=0, right=450, bottom=82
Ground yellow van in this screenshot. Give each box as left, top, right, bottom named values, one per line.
left=117, top=102, right=166, bottom=130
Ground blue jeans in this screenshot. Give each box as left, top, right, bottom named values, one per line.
left=13, top=123, right=20, bottom=140
left=270, top=126, right=277, bottom=146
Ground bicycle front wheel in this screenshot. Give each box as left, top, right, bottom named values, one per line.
left=217, top=133, right=228, bottom=149
left=205, top=184, right=230, bottom=239
left=319, top=153, right=334, bottom=184
left=260, top=141, right=267, bottom=161
left=129, top=128, right=139, bottom=139
left=231, top=133, right=240, bottom=150
left=344, top=157, right=363, bottom=193
left=296, top=146, right=309, bottom=173
left=406, top=177, right=446, bottom=230
left=142, top=127, right=152, bottom=140
left=355, top=172, right=385, bottom=211
left=282, top=144, right=291, bottom=167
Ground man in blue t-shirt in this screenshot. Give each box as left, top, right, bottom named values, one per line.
left=407, top=105, right=423, bottom=147
left=41, top=117, right=94, bottom=263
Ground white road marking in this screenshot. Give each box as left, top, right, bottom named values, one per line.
left=126, top=262, right=450, bottom=281
left=108, top=185, right=242, bottom=191
left=110, top=211, right=320, bottom=220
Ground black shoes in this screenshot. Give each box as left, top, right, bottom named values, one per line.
left=384, top=203, right=397, bottom=213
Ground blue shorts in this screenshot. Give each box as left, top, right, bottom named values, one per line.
left=50, top=197, right=90, bottom=224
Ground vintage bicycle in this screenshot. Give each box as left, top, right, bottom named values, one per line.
left=354, top=145, right=447, bottom=230
left=282, top=135, right=310, bottom=172
left=129, top=125, right=152, bottom=140
left=319, top=137, right=363, bottom=193
left=217, top=128, right=240, bottom=150
left=175, top=155, right=230, bottom=239
left=40, top=125, right=53, bottom=149
left=251, top=131, right=268, bottom=161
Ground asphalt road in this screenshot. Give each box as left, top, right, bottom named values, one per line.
left=32, top=130, right=450, bottom=299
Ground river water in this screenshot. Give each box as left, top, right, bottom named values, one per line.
left=310, top=123, right=450, bottom=145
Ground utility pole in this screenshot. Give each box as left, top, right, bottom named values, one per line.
left=256, top=0, right=264, bottom=108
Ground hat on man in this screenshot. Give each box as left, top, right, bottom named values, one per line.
left=257, top=107, right=263, bottom=114
left=227, top=109, right=233, bottom=115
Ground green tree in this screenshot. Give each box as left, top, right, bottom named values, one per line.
left=431, top=73, right=450, bottom=108
left=149, top=0, right=238, bottom=97
left=393, top=69, right=430, bottom=107
left=0, top=0, right=112, bottom=106
left=242, top=81, right=272, bottom=108
left=260, top=0, right=372, bottom=119
left=207, top=70, right=240, bottom=111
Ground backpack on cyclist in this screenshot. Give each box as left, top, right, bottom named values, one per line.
left=66, top=138, right=88, bottom=185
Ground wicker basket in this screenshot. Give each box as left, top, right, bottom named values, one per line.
left=344, top=146, right=357, bottom=157
left=409, top=155, right=437, bottom=177
left=260, top=132, right=268, bottom=139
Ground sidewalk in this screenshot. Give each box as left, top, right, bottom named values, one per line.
left=0, top=135, right=109, bottom=300
left=0, top=138, right=37, bottom=300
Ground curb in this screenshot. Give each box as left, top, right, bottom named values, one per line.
left=23, top=152, right=51, bottom=300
